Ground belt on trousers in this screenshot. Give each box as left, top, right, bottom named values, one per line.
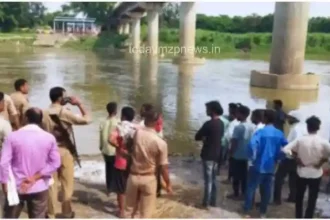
left=130, top=171, right=155, bottom=176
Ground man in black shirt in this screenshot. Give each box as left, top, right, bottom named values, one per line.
left=195, top=101, right=224, bottom=208
left=273, top=100, right=286, bottom=132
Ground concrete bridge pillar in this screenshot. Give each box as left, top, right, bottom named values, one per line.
left=172, top=2, right=204, bottom=65
left=131, top=18, right=141, bottom=50
left=270, top=2, right=309, bottom=76
left=123, top=22, right=130, bottom=35
left=118, top=24, right=123, bottom=34
left=146, top=5, right=161, bottom=56
left=250, top=2, right=319, bottom=90
left=179, top=2, right=195, bottom=59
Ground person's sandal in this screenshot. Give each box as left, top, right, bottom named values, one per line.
left=62, top=212, right=75, bottom=219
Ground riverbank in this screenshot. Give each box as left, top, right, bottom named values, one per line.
left=0, top=155, right=329, bottom=218
left=0, top=33, right=36, bottom=45
left=61, top=28, right=330, bottom=61
left=1, top=30, right=330, bottom=60
left=43, top=155, right=310, bottom=218
left=63, top=156, right=330, bottom=218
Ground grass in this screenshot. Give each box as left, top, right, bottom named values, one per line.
left=3, top=27, right=329, bottom=60
left=0, top=32, right=36, bottom=46
left=63, top=32, right=128, bottom=51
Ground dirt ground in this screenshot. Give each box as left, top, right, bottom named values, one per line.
left=2, top=156, right=324, bottom=218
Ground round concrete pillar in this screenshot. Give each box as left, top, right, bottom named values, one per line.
left=131, top=18, right=140, bottom=49
left=118, top=24, right=123, bottom=34
left=179, top=2, right=196, bottom=59
left=123, top=23, right=130, bottom=35
left=269, top=2, right=310, bottom=75
left=147, top=9, right=159, bottom=56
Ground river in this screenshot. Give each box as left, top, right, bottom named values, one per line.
left=1, top=47, right=330, bottom=155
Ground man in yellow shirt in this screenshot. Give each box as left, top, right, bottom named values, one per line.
left=99, top=102, right=119, bottom=195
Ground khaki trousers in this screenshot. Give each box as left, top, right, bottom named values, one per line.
left=48, top=147, right=74, bottom=218
left=124, top=174, right=157, bottom=218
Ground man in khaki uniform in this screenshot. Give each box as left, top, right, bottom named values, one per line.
left=0, top=94, right=19, bottom=130
left=124, top=110, right=172, bottom=218
left=10, top=79, right=30, bottom=127
left=42, top=87, right=91, bottom=218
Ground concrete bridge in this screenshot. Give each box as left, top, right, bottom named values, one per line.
left=110, top=2, right=319, bottom=91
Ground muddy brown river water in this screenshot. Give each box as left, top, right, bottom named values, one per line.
left=1, top=47, right=330, bottom=155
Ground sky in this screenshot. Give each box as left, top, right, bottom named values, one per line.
left=43, top=2, right=330, bottom=17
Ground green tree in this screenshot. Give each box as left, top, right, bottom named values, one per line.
left=61, top=2, right=115, bottom=24
left=160, top=3, right=179, bottom=28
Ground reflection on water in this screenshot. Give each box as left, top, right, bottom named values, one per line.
left=1, top=48, right=330, bottom=155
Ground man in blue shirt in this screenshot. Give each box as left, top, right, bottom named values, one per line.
left=244, top=109, right=288, bottom=218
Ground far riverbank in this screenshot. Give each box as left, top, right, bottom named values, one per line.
left=2, top=30, right=330, bottom=61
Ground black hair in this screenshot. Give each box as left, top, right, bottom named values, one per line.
left=141, top=103, right=154, bottom=112
left=144, top=109, right=159, bottom=126
left=273, top=99, right=283, bottom=108
left=237, top=105, right=250, bottom=118
left=0, top=92, right=4, bottom=102
left=252, top=109, right=264, bottom=121
left=121, top=106, right=135, bottom=122
left=106, top=102, right=117, bottom=115
left=49, top=87, right=66, bottom=103
left=206, top=100, right=223, bottom=116
left=14, top=79, right=27, bottom=91
left=25, top=108, right=43, bottom=124
left=306, top=116, right=321, bottom=133
left=229, top=103, right=238, bottom=111
left=264, top=109, right=276, bottom=124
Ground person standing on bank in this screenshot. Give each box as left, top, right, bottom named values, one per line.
left=227, top=105, right=254, bottom=200
left=125, top=110, right=172, bottom=218
left=99, top=102, right=119, bottom=195
left=0, top=93, right=19, bottom=130
left=249, top=109, right=265, bottom=206
left=273, top=100, right=286, bottom=132
left=0, top=92, right=12, bottom=148
left=109, top=106, right=136, bottom=218
left=273, top=111, right=307, bottom=205
left=282, top=116, right=330, bottom=218
left=10, top=79, right=30, bottom=127
left=195, top=101, right=224, bottom=208
left=42, top=87, right=92, bottom=218
left=223, top=103, right=240, bottom=184
left=0, top=92, right=13, bottom=217
left=244, top=110, right=287, bottom=218
left=138, top=103, right=164, bottom=197
left=0, top=108, right=60, bottom=218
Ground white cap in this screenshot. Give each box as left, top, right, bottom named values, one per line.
left=288, top=111, right=304, bottom=122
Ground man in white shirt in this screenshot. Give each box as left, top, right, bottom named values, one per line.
left=0, top=92, right=13, bottom=217
left=223, top=103, right=240, bottom=184
left=251, top=109, right=265, bottom=134
left=0, top=92, right=13, bottom=148
left=282, top=116, right=330, bottom=218
left=274, top=111, right=308, bottom=205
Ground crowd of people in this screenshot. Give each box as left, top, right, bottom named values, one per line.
left=195, top=100, right=330, bottom=218
left=0, top=78, right=329, bottom=219
left=0, top=79, right=171, bottom=218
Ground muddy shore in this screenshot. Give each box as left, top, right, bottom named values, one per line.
left=2, top=155, right=330, bottom=218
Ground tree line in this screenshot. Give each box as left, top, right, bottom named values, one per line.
left=157, top=3, right=330, bottom=33
left=1, top=2, right=330, bottom=34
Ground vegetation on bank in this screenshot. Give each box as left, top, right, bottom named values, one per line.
left=60, top=27, right=330, bottom=60
left=62, top=32, right=128, bottom=51
left=0, top=32, right=36, bottom=46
